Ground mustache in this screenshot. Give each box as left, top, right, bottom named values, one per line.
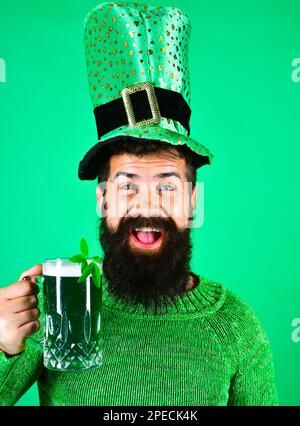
left=110, top=215, right=181, bottom=235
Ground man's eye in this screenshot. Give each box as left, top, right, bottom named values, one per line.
left=119, top=183, right=136, bottom=191
left=159, top=184, right=175, bottom=192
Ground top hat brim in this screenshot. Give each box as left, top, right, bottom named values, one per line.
left=78, top=125, right=214, bottom=181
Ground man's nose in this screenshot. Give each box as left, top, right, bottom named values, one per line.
left=129, top=184, right=164, bottom=217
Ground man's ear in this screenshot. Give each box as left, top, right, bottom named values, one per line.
left=191, top=184, right=197, bottom=213
left=96, top=183, right=105, bottom=216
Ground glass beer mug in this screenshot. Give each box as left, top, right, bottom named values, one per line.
left=23, top=258, right=103, bottom=372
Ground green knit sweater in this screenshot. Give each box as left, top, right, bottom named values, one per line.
left=0, top=274, right=278, bottom=406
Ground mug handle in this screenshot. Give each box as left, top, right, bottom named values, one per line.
left=21, top=275, right=45, bottom=352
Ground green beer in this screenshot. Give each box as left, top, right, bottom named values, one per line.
left=41, top=259, right=103, bottom=371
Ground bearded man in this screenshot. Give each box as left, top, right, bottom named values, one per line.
left=0, top=2, right=278, bottom=406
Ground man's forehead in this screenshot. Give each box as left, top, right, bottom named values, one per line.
left=109, top=152, right=186, bottom=178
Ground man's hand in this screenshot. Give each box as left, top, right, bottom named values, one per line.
left=0, top=265, right=42, bottom=356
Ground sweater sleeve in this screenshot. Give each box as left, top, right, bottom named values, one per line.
left=219, top=289, right=279, bottom=406
left=227, top=327, right=278, bottom=406
left=0, top=345, right=44, bottom=405
left=0, top=291, right=45, bottom=406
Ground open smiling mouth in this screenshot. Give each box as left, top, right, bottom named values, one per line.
left=129, top=227, right=167, bottom=250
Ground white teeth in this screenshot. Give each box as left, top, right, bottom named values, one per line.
left=134, top=227, right=162, bottom=232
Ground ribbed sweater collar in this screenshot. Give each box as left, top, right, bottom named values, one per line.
left=101, top=274, right=226, bottom=319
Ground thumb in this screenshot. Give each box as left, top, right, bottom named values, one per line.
left=18, top=264, right=43, bottom=283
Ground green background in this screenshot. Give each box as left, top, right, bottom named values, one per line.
left=0, top=0, right=299, bottom=405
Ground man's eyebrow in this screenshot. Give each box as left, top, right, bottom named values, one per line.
left=112, top=171, right=182, bottom=181
left=153, top=172, right=182, bottom=180
left=112, top=172, right=140, bottom=181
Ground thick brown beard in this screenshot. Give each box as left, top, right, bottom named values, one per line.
left=98, top=215, right=193, bottom=312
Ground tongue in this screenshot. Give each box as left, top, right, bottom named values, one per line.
left=136, top=231, right=159, bottom=244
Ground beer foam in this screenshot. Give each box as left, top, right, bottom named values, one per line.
left=42, top=258, right=102, bottom=277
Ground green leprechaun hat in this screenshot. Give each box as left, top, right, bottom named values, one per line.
left=78, top=1, right=214, bottom=180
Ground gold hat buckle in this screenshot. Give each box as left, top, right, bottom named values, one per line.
left=121, top=82, right=161, bottom=128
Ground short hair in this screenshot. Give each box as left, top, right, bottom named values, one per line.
left=97, top=139, right=198, bottom=189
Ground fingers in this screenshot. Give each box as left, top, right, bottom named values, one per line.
left=19, top=320, right=41, bottom=339
left=0, top=264, right=43, bottom=356
left=2, top=295, right=38, bottom=314
left=0, top=264, right=42, bottom=301
left=0, top=320, right=41, bottom=356
left=13, top=308, right=40, bottom=328
left=0, top=280, right=39, bottom=301
left=18, top=264, right=42, bottom=283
